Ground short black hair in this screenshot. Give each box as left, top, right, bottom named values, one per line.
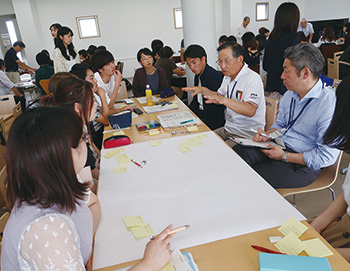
left=97, top=45, right=106, bottom=51
left=49, top=23, right=61, bottom=30
left=36, top=52, right=50, bottom=66
left=0, top=59, right=4, bottom=69
left=227, top=35, right=237, bottom=44
left=219, top=35, right=228, bottom=44
left=92, top=49, right=115, bottom=72
left=70, top=63, right=93, bottom=80
left=217, top=42, right=244, bottom=58
left=13, top=41, right=25, bottom=48
left=137, top=48, right=153, bottom=62
left=159, top=46, right=174, bottom=58
left=184, top=44, right=207, bottom=62
left=78, top=49, right=88, bottom=59
left=151, top=39, right=164, bottom=51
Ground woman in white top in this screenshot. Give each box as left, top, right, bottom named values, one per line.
left=311, top=76, right=350, bottom=262
left=1, top=107, right=175, bottom=270
left=314, top=25, right=342, bottom=48
left=52, top=26, right=80, bottom=72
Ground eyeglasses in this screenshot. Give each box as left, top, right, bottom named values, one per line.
left=216, top=58, right=235, bottom=66
left=141, top=56, right=153, bottom=61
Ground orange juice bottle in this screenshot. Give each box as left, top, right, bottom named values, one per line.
left=146, top=84, right=153, bottom=106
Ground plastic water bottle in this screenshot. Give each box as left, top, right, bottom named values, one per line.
left=146, top=84, right=153, bottom=106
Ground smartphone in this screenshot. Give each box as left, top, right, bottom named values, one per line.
left=134, top=108, right=143, bottom=115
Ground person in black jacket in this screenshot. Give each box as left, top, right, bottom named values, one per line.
left=184, top=44, right=225, bottom=130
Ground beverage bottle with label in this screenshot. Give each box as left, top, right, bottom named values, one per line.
left=145, top=84, right=153, bottom=106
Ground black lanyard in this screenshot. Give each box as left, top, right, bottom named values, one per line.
left=226, top=81, right=238, bottom=99
left=285, top=98, right=313, bottom=133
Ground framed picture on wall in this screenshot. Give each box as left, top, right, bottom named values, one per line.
left=76, top=15, right=101, bottom=39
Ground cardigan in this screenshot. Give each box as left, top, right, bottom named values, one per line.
left=52, top=47, right=80, bottom=73
left=132, top=67, right=169, bottom=97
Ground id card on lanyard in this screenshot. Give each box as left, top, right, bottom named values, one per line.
left=197, top=79, right=204, bottom=110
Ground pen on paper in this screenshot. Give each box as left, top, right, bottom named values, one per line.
left=151, top=225, right=190, bottom=240
left=250, top=129, right=270, bottom=138
left=251, top=245, right=285, bottom=255
left=180, top=119, right=194, bottom=124
left=130, top=159, right=143, bottom=168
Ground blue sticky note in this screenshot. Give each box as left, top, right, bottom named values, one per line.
left=259, top=253, right=332, bottom=271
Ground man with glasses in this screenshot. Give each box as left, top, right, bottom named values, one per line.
left=234, top=43, right=340, bottom=189
left=183, top=44, right=224, bottom=130
left=183, top=42, right=265, bottom=147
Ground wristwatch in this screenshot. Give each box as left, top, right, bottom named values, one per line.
left=281, top=151, right=288, bottom=162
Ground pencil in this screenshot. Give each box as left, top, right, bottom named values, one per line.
left=151, top=225, right=190, bottom=240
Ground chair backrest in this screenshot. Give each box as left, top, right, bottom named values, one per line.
left=39, top=79, right=50, bottom=95
left=0, top=166, right=10, bottom=211
left=0, top=211, right=10, bottom=257
left=327, top=58, right=339, bottom=79
left=0, top=118, right=6, bottom=171
left=265, top=96, right=278, bottom=130
left=334, top=51, right=343, bottom=59
left=277, top=151, right=343, bottom=198
left=116, top=80, right=128, bottom=100
left=0, top=95, right=16, bottom=115
left=12, top=102, right=22, bottom=119
left=115, top=62, right=124, bottom=74
left=320, top=44, right=341, bottom=63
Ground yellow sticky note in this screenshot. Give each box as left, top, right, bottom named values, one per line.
left=113, top=130, right=125, bottom=136
left=150, top=140, right=162, bottom=147
left=123, top=215, right=145, bottom=228
left=182, top=137, right=204, bottom=147
left=149, top=129, right=160, bottom=136
left=180, top=146, right=192, bottom=153
left=303, top=238, right=334, bottom=257
left=278, top=216, right=308, bottom=237
left=195, top=134, right=208, bottom=140
left=115, top=153, right=131, bottom=165
left=187, top=126, right=198, bottom=132
left=103, top=153, right=115, bottom=159
left=113, top=166, right=128, bottom=174
left=160, top=260, right=174, bottom=271
left=168, top=104, right=178, bottom=109
left=275, top=232, right=305, bottom=255
left=107, top=147, right=125, bottom=156
left=131, top=223, right=155, bottom=239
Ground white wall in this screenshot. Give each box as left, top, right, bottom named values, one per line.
left=11, top=0, right=184, bottom=77
left=304, top=0, right=350, bottom=21
left=0, top=0, right=15, bottom=16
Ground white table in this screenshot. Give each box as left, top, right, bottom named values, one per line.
left=93, top=131, right=304, bottom=270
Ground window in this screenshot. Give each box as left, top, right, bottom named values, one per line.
left=256, top=3, right=269, bottom=21
left=76, top=15, right=100, bottom=39
left=173, top=8, right=183, bottom=29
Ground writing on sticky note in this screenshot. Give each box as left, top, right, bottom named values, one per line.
left=114, top=166, right=127, bottom=174
left=180, top=146, right=192, bottom=153
left=275, top=232, right=305, bottom=255
left=150, top=140, right=162, bottom=147
left=187, top=126, right=198, bottom=132
left=123, top=215, right=145, bottom=228
left=131, top=223, right=155, bottom=239
left=160, top=260, right=174, bottom=271
left=303, top=238, right=334, bottom=257
left=115, top=153, right=131, bottom=165
left=113, top=130, right=125, bottom=136
left=278, top=216, right=308, bottom=237
left=149, top=129, right=160, bottom=136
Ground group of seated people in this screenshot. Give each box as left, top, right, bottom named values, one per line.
left=2, top=9, right=350, bottom=269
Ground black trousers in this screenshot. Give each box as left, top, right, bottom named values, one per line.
left=14, top=95, right=26, bottom=111
left=233, top=145, right=321, bottom=189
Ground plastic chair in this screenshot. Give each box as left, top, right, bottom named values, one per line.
left=265, top=96, right=278, bottom=130
left=0, top=95, right=16, bottom=115
left=116, top=80, right=128, bottom=100
left=327, top=51, right=343, bottom=79
left=276, top=152, right=343, bottom=207
left=0, top=166, right=10, bottom=211
left=39, top=79, right=50, bottom=95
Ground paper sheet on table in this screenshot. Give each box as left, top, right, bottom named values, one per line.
left=136, top=96, right=159, bottom=104
left=115, top=154, right=131, bottom=165
left=114, top=166, right=128, bottom=174
left=113, top=261, right=174, bottom=271
left=275, top=232, right=305, bottom=255
left=303, top=238, right=334, bottom=257
left=143, top=103, right=179, bottom=113
left=171, top=250, right=193, bottom=271
left=157, top=112, right=201, bottom=128
left=278, top=216, right=308, bottom=237
left=130, top=223, right=154, bottom=239
left=123, top=215, right=145, bottom=228
left=113, top=130, right=126, bottom=136
left=150, top=140, right=162, bottom=147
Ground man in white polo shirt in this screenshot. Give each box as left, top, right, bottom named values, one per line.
left=298, top=18, right=314, bottom=43
left=183, top=42, right=265, bottom=147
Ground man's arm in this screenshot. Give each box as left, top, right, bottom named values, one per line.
left=108, top=70, right=123, bottom=108
left=309, top=33, right=314, bottom=42
left=183, top=86, right=217, bottom=97
left=16, top=60, right=36, bottom=72
left=11, top=86, right=23, bottom=97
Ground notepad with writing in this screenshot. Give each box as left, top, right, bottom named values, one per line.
left=259, top=253, right=332, bottom=271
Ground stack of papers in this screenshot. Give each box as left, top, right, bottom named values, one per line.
left=143, top=103, right=179, bottom=113
left=157, top=112, right=201, bottom=129
left=123, top=215, right=154, bottom=239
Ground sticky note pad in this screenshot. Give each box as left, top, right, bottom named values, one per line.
left=195, top=134, right=208, bottom=140
left=115, top=153, right=131, bottom=165
left=114, top=166, right=128, bottom=174
left=278, top=216, right=308, bottom=237
left=123, top=215, right=145, bottom=228
left=187, top=126, right=198, bottom=132
left=180, top=146, right=192, bottom=153
left=150, top=140, right=162, bottom=147
left=275, top=232, right=305, bottom=255
left=113, top=130, right=125, bottom=136
left=131, top=223, right=155, bottom=239
left=160, top=260, right=174, bottom=271
left=149, top=129, right=160, bottom=136
left=303, top=238, right=334, bottom=257
left=107, top=147, right=125, bottom=156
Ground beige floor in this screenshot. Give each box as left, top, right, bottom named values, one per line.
left=284, top=152, right=350, bottom=219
